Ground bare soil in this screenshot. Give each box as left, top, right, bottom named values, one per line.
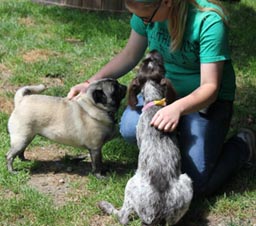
left=25, top=146, right=91, bottom=207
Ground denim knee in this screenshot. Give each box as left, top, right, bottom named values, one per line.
left=119, top=94, right=143, bottom=144
left=119, top=106, right=141, bottom=144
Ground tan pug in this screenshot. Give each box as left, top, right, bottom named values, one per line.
left=6, top=78, right=127, bottom=178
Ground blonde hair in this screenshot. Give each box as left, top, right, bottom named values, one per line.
left=125, top=0, right=228, bottom=52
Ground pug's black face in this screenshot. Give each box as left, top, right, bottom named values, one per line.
left=90, top=79, right=127, bottom=112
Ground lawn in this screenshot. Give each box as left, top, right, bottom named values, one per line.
left=0, top=0, right=255, bottom=225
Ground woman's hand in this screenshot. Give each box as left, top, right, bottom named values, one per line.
left=150, top=62, right=224, bottom=132
left=67, top=81, right=90, bottom=100
left=150, top=104, right=181, bottom=132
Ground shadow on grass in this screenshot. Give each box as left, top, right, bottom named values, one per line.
left=226, top=2, right=256, bottom=67
left=28, top=155, right=137, bottom=177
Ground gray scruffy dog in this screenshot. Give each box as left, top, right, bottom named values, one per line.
left=98, top=50, right=193, bottom=225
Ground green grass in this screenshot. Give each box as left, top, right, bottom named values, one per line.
left=0, top=0, right=255, bottom=225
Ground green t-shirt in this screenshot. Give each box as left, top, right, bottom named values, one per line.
left=130, top=0, right=236, bottom=101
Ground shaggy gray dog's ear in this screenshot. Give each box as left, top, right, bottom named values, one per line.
left=160, top=78, right=176, bottom=105
left=128, top=77, right=141, bottom=109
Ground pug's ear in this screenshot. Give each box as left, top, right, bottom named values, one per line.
left=128, top=77, right=141, bottom=109
left=160, top=78, right=176, bottom=105
left=92, top=89, right=107, bottom=105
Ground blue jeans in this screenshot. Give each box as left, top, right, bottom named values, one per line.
left=120, top=97, right=250, bottom=196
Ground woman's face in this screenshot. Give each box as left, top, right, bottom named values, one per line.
left=128, top=0, right=170, bottom=24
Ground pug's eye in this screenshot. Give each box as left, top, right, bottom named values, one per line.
left=92, top=90, right=107, bottom=105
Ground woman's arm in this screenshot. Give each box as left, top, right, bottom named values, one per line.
left=90, top=30, right=148, bottom=81
left=150, top=61, right=224, bottom=132
left=67, top=30, right=148, bottom=99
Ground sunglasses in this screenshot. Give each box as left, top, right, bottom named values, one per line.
left=139, top=0, right=162, bottom=24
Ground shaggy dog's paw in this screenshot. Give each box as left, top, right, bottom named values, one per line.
left=98, top=201, right=114, bottom=215
left=94, top=172, right=106, bottom=179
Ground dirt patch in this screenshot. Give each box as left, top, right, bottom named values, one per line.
left=65, top=38, right=84, bottom=44
left=0, top=63, right=13, bottom=89
left=22, top=49, right=59, bottom=63
left=0, top=95, right=13, bottom=114
left=18, top=17, right=35, bottom=27
left=0, top=63, right=12, bottom=78
left=0, top=64, right=15, bottom=114
left=27, top=172, right=89, bottom=206
left=0, top=188, right=21, bottom=200
left=25, top=146, right=91, bottom=207
left=41, top=75, right=64, bottom=87
left=89, top=214, right=118, bottom=226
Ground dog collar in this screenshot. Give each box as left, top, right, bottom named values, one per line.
left=142, top=98, right=166, bottom=112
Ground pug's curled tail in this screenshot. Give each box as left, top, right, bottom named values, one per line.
left=14, top=84, right=46, bottom=106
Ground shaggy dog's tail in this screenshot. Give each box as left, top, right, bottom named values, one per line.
left=14, top=84, right=46, bottom=106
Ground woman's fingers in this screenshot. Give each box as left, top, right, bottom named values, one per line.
left=150, top=108, right=178, bottom=132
